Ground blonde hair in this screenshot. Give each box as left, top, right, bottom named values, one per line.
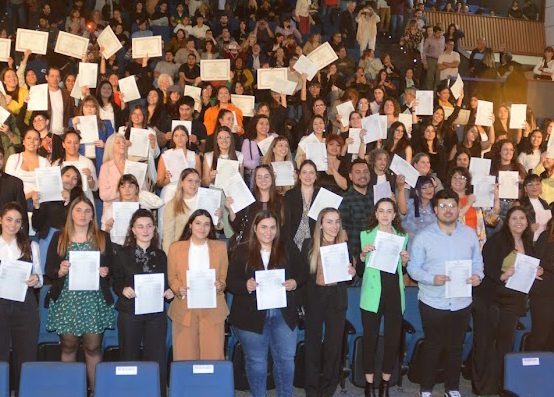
left=308, top=208, right=347, bottom=274
left=172, top=168, right=200, bottom=215
left=102, top=133, right=127, bottom=163
left=261, top=136, right=292, bottom=165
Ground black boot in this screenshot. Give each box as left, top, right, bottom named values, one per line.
left=365, top=381, right=376, bottom=397
left=379, top=380, right=390, bottom=397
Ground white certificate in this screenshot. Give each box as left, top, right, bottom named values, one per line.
left=468, top=157, right=491, bottom=178
left=255, top=269, right=286, bottom=310
left=0, top=38, right=10, bottom=62
left=257, top=67, right=288, bottom=90
left=0, top=259, right=32, bottom=302
left=509, top=104, right=527, bottom=129
left=0, top=81, right=5, bottom=95
left=124, top=160, right=148, bottom=188
left=214, top=158, right=239, bottom=189
left=348, top=128, right=362, bottom=154
left=128, top=128, right=151, bottom=158
left=336, top=101, right=355, bottom=128
left=200, top=59, right=231, bottom=81
left=0, top=106, right=11, bottom=126
left=35, top=166, right=63, bottom=203
left=320, top=242, right=352, bottom=284
left=187, top=269, right=216, bottom=309
left=293, top=54, right=318, bottom=81
left=171, top=120, right=192, bottom=135
left=257, top=136, right=275, bottom=156
left=453, top=109, right=471, bottom=126
left=118, top=75, right=141, bottom=103
left=506, top=253, right=540, bottom=294
left=389, top=154, right=420, bottom=188
left=306, top=42, right=338, bottom=71
left=367, top=231, right=404, bottom=274
left=197, top=187, right=222, bottom=224
left=162, top=149, right=187, bottom=183
left=68, top=251, right=100, bottom=291
left=308, top=187, right=343, bottom=220
left=55, top=31, right=89, bottom=59
left=27, top=83, right=48, bottom=111
left=77, top=115, right=99, bottom=144
left=475, top=100, right=494, bottom=127
left=15, top=29, right=48, bottom=55
left=112, top=202, right=140, bottom=237
left=362, top=114, right=387, bottom=143
left=415, top=90, right=434, bottom=115
left=450, top=74, right=464, bottom=100
left=134, top=273, right=164, bottom=315
left=305, top=142, right=327, bottom=171
left=132, top=35, right=162, bottom=59
left=78, top=62, right=98, bottom=88
left=472, top=175, right=496, bottom=208
left=297, top=133, right=320, bottom=153
left=184, top=85, right=201, bottom=100
left=373, top=182, right=392, bottom=205
left=271, top=161, right=295, bottom=187
left=97, top=25, right=122, bottom=59
left=398, top=113, right=413, bottom=135
left=445, top=260, right=472, bottom=298
left=70, top=75, right=83, bottom=100
left=222, top=173, right=255, bottom=213
left=270, top=77, right=296, bottom=95
left=231, top=94, right=255, bottom=117
left=534, top=209, right=552, bottom=241
left=498, top=171, right=519, bottom=199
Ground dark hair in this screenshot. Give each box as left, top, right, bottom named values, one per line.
left=211, top=126, right=238, bottom=170
left=523, top=173, right=541, bottom=186
left=253, top=165, right=282, bottom=216
left=118, top=174, right=140, bottom=190
left=0, top=202, right=32, bottom=261
left=178, top=95, right=196, bottom=110
left=349, top=158, right=369, bottom=174
left=385, top=121, right=410, bottom=156
left=448, top=166, right=472, bottom=195
left=246, top=114, right=270, bottom=140
left=95, top=80, right=115, bottom=105
left=524, top=129, right=543, bottom=155
left=499, top=206, right=533, bottom=249
left=61, top=165, right=84, bottom=198
left=125, top=105, right=147, bottom=138
left=435, top=188, right=460, bottom=205
left=247, top=210, right=284, bottom=271
left=413, top=175, right=436, bottom=217
left=179, top=209, right=216, bottom=241
left=367, top=198, right=406, bottom=234
left=419, top=123, right=440, bottom=154
left=297, top=159, right=318, bottom=187
left=169, top=124, right=190, bottom=149
left=124, top=209, right=161, bottom=248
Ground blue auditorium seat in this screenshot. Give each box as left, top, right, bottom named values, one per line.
left=504, top=352, right=554, bottom=397
left=19, top=362, right=86, bottom=397
left=94, top=362, right=160, bottom=397
left=169, top=361, right=234, bottom=397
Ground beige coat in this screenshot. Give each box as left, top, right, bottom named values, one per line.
left=356, top=11, right=381, bottom=50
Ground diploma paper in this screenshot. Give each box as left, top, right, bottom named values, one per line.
left=498, top=171, right=519, bottom=199
left=124, top=160, right=148, bottom=188
left=184, top=85, right=202, bottom=111
left=118, top=76, right=141, bottom=103
left=472, top=175, right=496, bottom=208
left=0, top=106, right=11, bottom=126
left=132, top=36, right=162, bottom=58
left=509, top=104, right=527, bottom=129
left=255, top=269, right=286, bottom=310
left=445, top=260, right=472, bottom=298
left=27, top=84, right=48, bottom=111
left=70, top=75, right=83, bottom=100
left=257, top=136, right=275, bottom=156
left=15, top=29, right=48, bottom=55
left=112, top=202, right=140, bottom=237
left=305, top=142, right=327, bottom=171
left=222, top=173, right=256, bottom=213
left=0, top=259, right=32, bottom=302
left=398, top=113, right=413, bottom=135
left=68, top=251, right=100, bottom=291
left=35, top=166, right=63, bottom=203
left=475, top=100, right=494, bottom=127
left=97, top=25, right=122, bottom=59
left=134, top=273, right=164, bottom=315
left=308, top=188, right=343, bottom=220
left=362, top=114, right=388, bottom=143
left=231, top=94, right=255, bottom=117
left=534, top=209, right=552, bottom=241
left=389, top=154, right=420, bottom=188
left=78, top=62, right=98, bottom=88
left=320, top=242, right=352, bottom=284
left=128, top=128, right=151, bottom=158
left=0, top=38, right=10, bottom=62
left=257, top=67, right=288, bottom=90
left=506, top=253, right=540, bottom=294
left=200, top=59, right=231, bottom=81
left=77, top=115, right=99, bottom=144
left=453, top=109, right=471, bottom=126
left=348, top=128, right=362, bottom=154
left=293, top=55, right=318, bottom=81
left=306, top=42, right=338, bottom=71
left=171, top=120, right=192, bottom=135
left=270, top=77, right=297, bottom=95
left=187, top=269, right=216, bottom=309
left=468, top=157, right=491, bottom=178
left=336, top=101, right=355, bottom=128
left=450, top=74, right=464, bottom=100
left=415, top=90, right=434, bottom=116
left=367, top=231, right=404, bottom=274
left=271, top=161, right=295, bottom=187
left=297, top=133, right=320, bottom=153
left=373, top=182, right=392, bottom=204
left=54, top=31, right=89, bottom=59
left=162, top=149, right=187, bottom=183
left=214, top=158, right=240, bottom=189
left=197, top=187, right=222, bottom=224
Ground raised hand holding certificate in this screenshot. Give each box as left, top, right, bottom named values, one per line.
left=124, top=160, right=147, bottom=188
left=415, top=90, right=434, bottom=115
left=336, top=101, right=355, bottom=128
left=306, top=42, right=338, bottom=71
left=305, top=142, right=327, bottom=171
left=308, top=188, right=343, bottom=220
left=498, top=171, right=519, bottom=199
left=15, top=29, right=48, bottom=55
left=35, top=166, right=63, bottom=203
left=197, top=187, right=222, bottom=224
left=270, top=78, right=297, bottom=95
left=271, top=161, right=295, bottom=187
left=0, top=39, right=10, bottom=62
left=373, top=182, right=392, bottom=204
left=445, top=260, right=472, bottom=298
left=112, top=202, right=140, bottom=237
left=389, top=154, right=420, bottom=188
left=361, top=114, right=387, bottom=143
left=68, top=251, right=100, bottom=291
left=293, top=55, right=318, bottom=80
left=55, top=31, right=89, bottom=59
left=97, top=25, right=122, bottom=59
left=27, top=84, right=48, bottom=111
left=475, top=100, right=494, bottom=127
left=506, top=253, right=540, bottom=294
left=222, top=173, right=255, bottom=213
left=367, top=231, right=404, bottom=274
left=231, top=94, right=255, bottom=117
left=187, top=269, right=216, bottom=309
left=509, top=104, right=527, bottom=129
left=0, top=259, right=32, bottom=302
left=132, top=36, right=162, bottom=58
left=162, top=149, right=188, bottom=183
left=468, top=157, right=491, bottom=178
left=347, top=128, right=362, bottom=154
left=77, top=115, right=99, bottom=144
left=255, top=269, right=286, bottom=310
left=134, top=273, right=164, bottom=315
left=257, top=136, right=275, bottom=156
left=257, top=68, right=288, bottom=89
left=472, top=175, right=496, bottom=208
left=320, top=242, right=352, bottom=284
left=128, top=128, right=151, bottom=158
left=450, top=74, right=464, bottom=100
left=200, top=59, right=231, bottom=81
left=118, top=76, right=141, bottom=103
left=0, top=106, right=11, bottom=126
left=78, top=63, right=98, bottom=88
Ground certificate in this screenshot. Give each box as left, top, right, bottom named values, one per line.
left=389, top=154, right=420, bottom=188
left=134, top=273, right=164, bottom=315
left=162, top=149, right=187, bottom=183
left=336, top=101, right=355, bottom=128
left=373, top=182, right=392, bottom=204
left=271, top=161, right=295, bottom=187
left=472, top=175, right=496, bottom=208
left=15, top=29, right=48, bottom=55
left=534, top=208, right=552, bottom=241
left=453, top=109, right=471, bottom=126
left=498, top=171, right=519, bottom=199
left=187, top=269, right=216, bottom=309
left=257, top=135, right=275, bottom=156
left=256, top=67, right=288, bottom=90
left=55, top=31, right=89, bottom=59
left=297, top=133, right=320, bottom=153
left=305, top=142, right=327, bottom=171
left=320, top=242, right=352, bottom=284
left=70, top=75, right=83, bottom=100
left=112, top=202, right=140, bottom=237
left=509, top=104, right=527, bottom=129
left=0, top=106, right=11, bottom=126
left=293, top=54, right=318, bottom=81
left=308, top=187, right=343, bottom=220
left=184, top=85, right=201, bottom=100
left=398, top=113, right=413, bottom=135
left=97, top=25, right=122, bottom=59
left=222, top=173, right=255, bottom=213
left=270, top=77, right=296, bottom=95
left=118, top=75, right=141, bottom=103
left=200, top=59, right=230, bottom=81
left=468, top=157, right=491, bottom=178
left=171, top=120, right=192, bottom=135
left=197, top=187, right=222, bottom=224
left=214, top=158, right=239, bottom=189
left=77, top=115, right=99, bottom=144
left=0, top=81, right=5, bottom=95
left=362, top=114, right=387, bottom=143
left=231, top=94, right=255, bottom=117
left=367, top=231, right=404, bottom=274
left=27, top=83, right=48, bottom=111
left=78, top=62, right=98, bottom=88
left=35, top=166, right=63, bottom=203
left=0, top=38, right=10, bottom=62
left=0, top=259, right=32, bottom=302
left=68, top=251, right=100, bottom=291
left=255, top=269, right=286, bottom=310
left=124, top=160, right=148, bottom=188
left=132, top=35, right=162, bottom=58
left=348, top=128, right=362, bottom=154
left=475, top=100, right=493, bottom=127
left=445, top=260, right=472, bottom=298
left=128, top=128, right=151, bottom=158
left=306, top=42, right=338, bottom=71
left=415, top=90, right=434, bottom=115
left=450, top=74, right=464, bottom=100
left=506, top=253, right=540, bottom=294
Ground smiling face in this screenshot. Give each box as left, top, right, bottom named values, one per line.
left=113, top=135, right=127, bottom=156
left=326, top=139, right=342, bottom=156
left=374, top=153, right=388, bottom=173
left=415, top=155, right=431, bottom=175
left=500, top=142, right=515, bottom=163
left=32, top=114, right=49, bottom=132
left=272, top=139, right=289, bottom=159
left=530, top=131, right=543, bottom=148
left=424, top=125, right=436, bottom=141
left=181, top=172, right=200, bottom=197
left=321, top=211, right=341, bottom=241
left=23, top=130, right=40, bottom=153
left=255, top=217, right=277, bottom=247
left=190, top=214, right=212, bottom=241
left=0, top=209, right=22, bottom=239
left=3, top=69, right=17, bottom=90
left=350, top=162, right=370, bottom=188
left=508, top=209, right=528, bottom=236
left=450, top=171, right=467, bottom=193
left=62, top=168, right=80, bottom=191
left=255, top=167, right=273, bottom=191
left=432, top=108, right=444, bottom=124
left=256, top=117, right=270, bottom=138
left=312, top=117, right=325, bottom=134
left=299, top=163, right=317, bottom=187
left=383, top=100, right=395, bottom=115
left=131, top=108, right=144, bottom=126
left=456, top=153, right=470, bottom=168
left=217, top=87, right=230, bottom=104
left=349, top=112, right=362, bottom=128
left=216, top=129, right=232, bottom=151
left=393, top=125, right=405, bottom=140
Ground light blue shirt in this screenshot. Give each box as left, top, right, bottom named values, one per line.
left=407, top=222, right=484, bottom=311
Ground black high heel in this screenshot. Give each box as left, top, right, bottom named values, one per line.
left=365, top=381, right=376, bottom=397
left=379, top=380, right=390, bottom=397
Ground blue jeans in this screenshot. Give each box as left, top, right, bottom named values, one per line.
left=233, top=310, right=297, bottom=397
left=390, top=14, right=404, bottom=40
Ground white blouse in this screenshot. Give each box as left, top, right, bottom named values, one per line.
left=0, top=237, right=43, bottom=288
left=188, top=241, right=210, bottom=271
left=4, top=153, right=50, bottom=194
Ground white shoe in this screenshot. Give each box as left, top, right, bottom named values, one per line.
left=444, top=391, right=462, bottom=397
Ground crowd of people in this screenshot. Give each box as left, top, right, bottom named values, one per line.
left=0, top=0, right=553, bottom=397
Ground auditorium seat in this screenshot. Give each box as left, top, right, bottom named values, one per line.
left=94, top=361, right=160, bottom=397
left=0, top=362, right=7, bottom=397
left=504, top=352, right=554, bottom=397
left=169, top=361, right=233, bottom=397
left=19, top=362, right=86, bottom=397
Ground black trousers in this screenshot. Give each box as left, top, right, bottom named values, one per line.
left=528, top=295, right=554, bottom=352
left=419, top=301, right=471, bottom=392
left=118, top=310, right=168, bottom=396
left=0, top=290, right=39, bottom=389
left=304, top=285, right=346, bottom=397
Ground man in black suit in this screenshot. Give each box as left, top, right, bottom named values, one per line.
left=0, top=145, right=28, bottom=231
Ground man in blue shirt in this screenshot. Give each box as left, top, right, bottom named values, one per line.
left=408, top=189, right=484, bottom=397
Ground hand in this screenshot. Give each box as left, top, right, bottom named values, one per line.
left=26, top=274, right=39, bottom=287
left=61, top=190, right=70, bottom=203
left=501, top=266, right=515, bottom=282
left=0, top=124, right=9, bottom=134
left=347, top=264, right=356, bottom=277
left=4, top=95, right=12, bottom=105
left=81, top=168, right=91, bottom=178
left=433, top=275, right=450, bottom=286
left=467, top=274, right=481, bottom=287
left=536, top=266, right=544, bottom=280
left=345, top=137, right=354, bottom=145
left=148, top=133, right=156, bottom=149
left=395, top=174, right=406, bottom=187
left=467, top=194, right=476, bottom=207
left=210, top=170, right=217, bottom=180
left=179, top=287, right=188, bottom=299
left=163, top=171, right=171, bottom=184
left=282, top=279, right=297, bottom=291
left=214, top=207, right=223, bottom=220
left=105, top=218, right=114, bottom=232
left=360, top=244, right=375, bottom=261
left=72, top=116, right=80, bottom=127
left=246, top=277, right=257, bottom=293
left=224, top=196, right=234, bottom=210
left=99, top=266, right=109, bottom=278
left=189, top=134, right=198, bottom=144
left=94, top=140, right=105, bottom=148
left=58, top=260, right=71, bottom=277
left=400, top=250, right=410, bottom=265
left=214, top=280, right=225, bottom=293
left=122, top=287, right=136, bottom=299
left=31, top=191, right=40, bottom=208
left=164, top=289, right=175, bottom=299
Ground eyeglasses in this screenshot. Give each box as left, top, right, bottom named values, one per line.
left=437, top=203, right=457, bottom=209
left=452, top=175, right=467, bottom=181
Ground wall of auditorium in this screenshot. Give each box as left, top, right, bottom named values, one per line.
left=547, top=0, right=554, bottom=45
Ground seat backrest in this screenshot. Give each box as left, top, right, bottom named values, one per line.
left=94, top=362, right=160, bottom=397
left=504, top=352, right=554, bottom=397
left=169, top=361, right=234, bottom=397
left=0, top=362, right=8, bottom=397
left=19, top=362, right=87, bottom=397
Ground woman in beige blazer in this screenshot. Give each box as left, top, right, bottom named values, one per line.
left=168, top=209, right=229, bottom=360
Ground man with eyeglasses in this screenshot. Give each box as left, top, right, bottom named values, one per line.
left=407, top=189, right=484, bottom=397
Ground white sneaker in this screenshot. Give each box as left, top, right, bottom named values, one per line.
left=444, top=391, right=462, bottom=397
left=420, top=393, right=432, bottom=397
